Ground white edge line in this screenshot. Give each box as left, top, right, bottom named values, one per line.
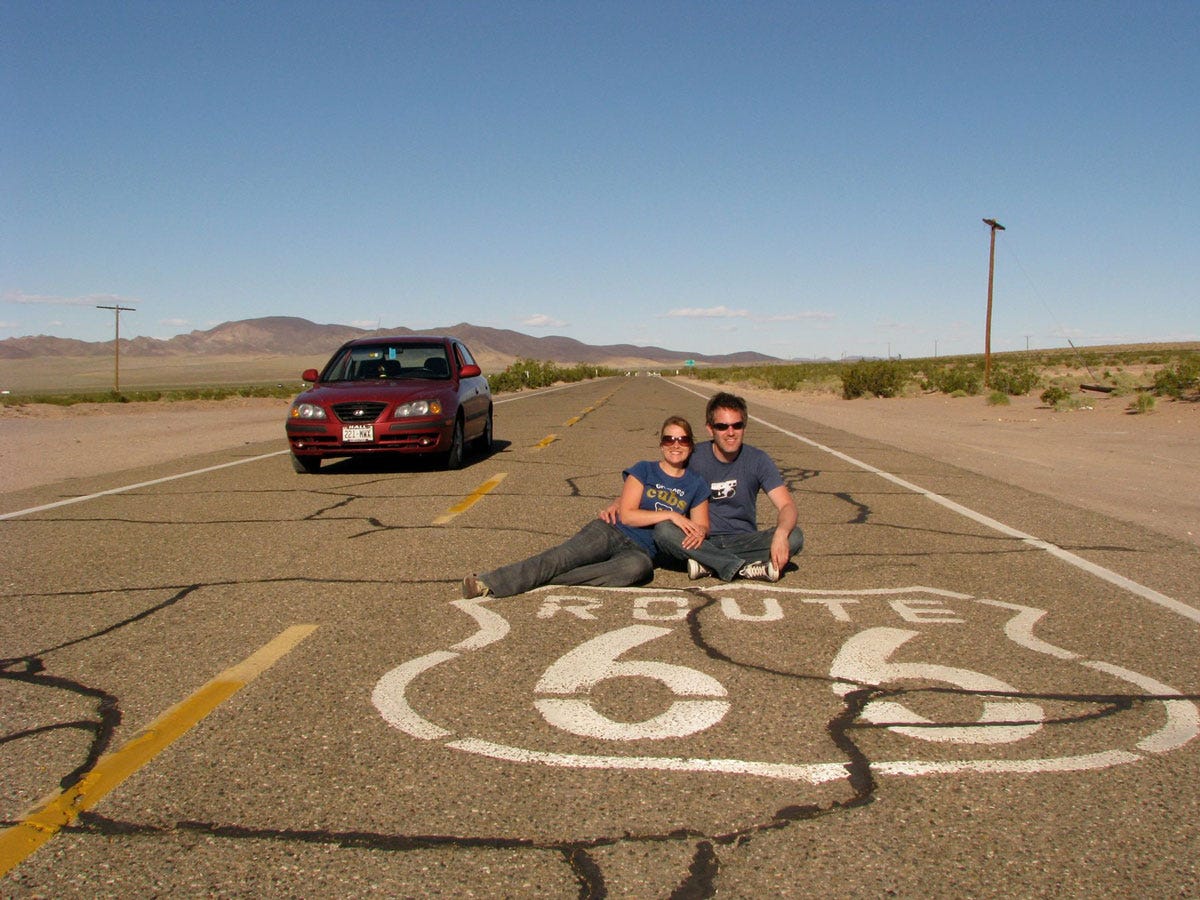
left=667, top=380, right=1200, bottom=625
left=0, top=450, right=290, bottom=521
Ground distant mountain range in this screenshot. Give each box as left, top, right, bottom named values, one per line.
left=0, top=316, right=783, bottom=368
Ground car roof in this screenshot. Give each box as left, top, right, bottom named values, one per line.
left=340, top=335, right=455, bottom=348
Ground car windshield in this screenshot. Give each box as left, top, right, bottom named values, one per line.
left=322, top=344, right=452, bottom=382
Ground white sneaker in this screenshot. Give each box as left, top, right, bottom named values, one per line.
left=687, top=559, right=713, bottom=580
left=737, top=560, right=780, bottom=582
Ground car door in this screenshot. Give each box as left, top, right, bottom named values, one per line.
left=453, top=341, right=488, bottom=438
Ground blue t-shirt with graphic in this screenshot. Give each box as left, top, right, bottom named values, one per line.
left=687, top=441, right=784, bottom=535
left=615, top=460, right=710, bottom=555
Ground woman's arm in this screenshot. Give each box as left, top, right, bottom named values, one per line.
left=617, top=477, right=708, bottom=550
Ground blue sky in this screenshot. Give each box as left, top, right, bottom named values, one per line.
left=2, top=2, right=1196, bottom=360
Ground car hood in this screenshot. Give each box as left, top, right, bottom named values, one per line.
left=295, top=380, right=453, bottom=405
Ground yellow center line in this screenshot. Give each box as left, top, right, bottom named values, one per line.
left=0, top=624, right=318, bottom=877
left=432, top=472, right=508, bottom=525
left=535, top=435, right=558, bottom=449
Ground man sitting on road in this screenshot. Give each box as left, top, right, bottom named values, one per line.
left=652, top=391, right=804, bottom=582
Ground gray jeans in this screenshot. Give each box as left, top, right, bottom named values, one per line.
left=481, top=519, right=655, bottom=597
left=653, top=520, right=805, bottom=581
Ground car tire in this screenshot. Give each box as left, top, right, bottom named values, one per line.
left=442, top=417, right=465, bottom=470
left=475, top=407, right=494, bottom=454
left=291, top=452, right=322, bottom=474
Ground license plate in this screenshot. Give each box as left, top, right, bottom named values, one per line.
left=342, top=424, right=374, bottom=443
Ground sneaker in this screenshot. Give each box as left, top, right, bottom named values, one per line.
left=687, top=559, right=713, bottom=580
left=737, top=560, right=780, bottom=582
left=461, top=575, right=492, bottom=599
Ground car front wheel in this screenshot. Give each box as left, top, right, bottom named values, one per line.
left=442, top=417, right=465, bottom=470
left=291, top=452, right=322, bottom=474
left=475, top=407, right=494, bottom=454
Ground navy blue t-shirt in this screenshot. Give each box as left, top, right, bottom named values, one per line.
left=687, top=441, right=784, bottom=535
left=615, top=460, right=710, bottom=555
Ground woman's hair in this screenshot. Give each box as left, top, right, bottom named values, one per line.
left=660, top=415, right=695, bottom=443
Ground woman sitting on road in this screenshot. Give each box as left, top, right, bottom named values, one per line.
left=462, top=416, right=710, bottom=598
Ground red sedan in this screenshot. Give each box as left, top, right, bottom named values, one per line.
left=286, top=335, right=492, bottom=472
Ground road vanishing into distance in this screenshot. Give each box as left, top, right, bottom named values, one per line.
left=2, top=376, right=1198, bottom=897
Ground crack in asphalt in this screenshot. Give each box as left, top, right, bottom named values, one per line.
left=6, top=580, right=1192, bottom=898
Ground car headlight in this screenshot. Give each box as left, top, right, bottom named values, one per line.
left=393, top=399, right=443, bottom=418
left=290, top=402, right=327, bottom=420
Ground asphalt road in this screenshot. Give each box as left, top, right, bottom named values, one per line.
left=2, top=376, right=1198, bottom=897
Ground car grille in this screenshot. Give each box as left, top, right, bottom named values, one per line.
left=331, top=401, right=388, bottom=423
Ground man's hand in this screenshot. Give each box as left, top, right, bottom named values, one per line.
left=676, top=514, right=707, bottom=550
left=770, top=530, right=791, bottom=572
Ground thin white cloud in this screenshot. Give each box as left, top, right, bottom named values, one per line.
left=665, top=306, right=834, bottom=325
left=2, top=290, right=141, bottom=308
left=664, top=305, right=749, bottom=319
left=522, top=313, right=566, bottom=328
left=0, top=320, right=18, bottom=329
left=159, top=317, right=190, bottom=328
left=762, top=311, right=836, bottom=323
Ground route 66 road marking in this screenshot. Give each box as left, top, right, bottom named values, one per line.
left=372, top=585, right=1198, bottom=784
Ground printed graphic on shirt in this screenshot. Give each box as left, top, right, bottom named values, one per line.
left=645, top=482, right=691, bottom=513
left=710, top=478, right=738, bottom=500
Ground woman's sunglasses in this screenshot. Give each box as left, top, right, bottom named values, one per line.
left=660, top=435, right=693, bottom=446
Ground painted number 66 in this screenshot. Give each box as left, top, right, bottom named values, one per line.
left=534, top=625, right=1044, bottom=746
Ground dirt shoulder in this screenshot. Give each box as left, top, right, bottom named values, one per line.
left=730, top=385, right=1199, bottom=548
left=0, top=397, right=291, bottom=493
left=2, top=387, right=1197, bottom=548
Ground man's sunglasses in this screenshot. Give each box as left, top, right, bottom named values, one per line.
left=710, top=421, right=745, bottom=432
left=660, top=435, right=693, bottom=446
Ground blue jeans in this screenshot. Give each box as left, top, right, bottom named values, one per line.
left=653, top=520, right=805, bottom=581
left=481, top=519, right=655, bottom=597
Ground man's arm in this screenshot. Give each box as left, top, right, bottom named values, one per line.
left=765, top=484, right=799, bottom=571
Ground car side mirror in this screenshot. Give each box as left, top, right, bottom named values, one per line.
left=302, top=368, right=319, bottom=382
left=459, top=364, right=482, bottom=378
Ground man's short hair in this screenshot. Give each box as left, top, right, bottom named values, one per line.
left=706, top=392, right=748, bottom=425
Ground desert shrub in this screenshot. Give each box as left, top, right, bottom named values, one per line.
left=1152, top=358, right=1200, bottom=398
left=1054, top=396, right=1092, bottom=412
left=758, top=366, right=811, bottom=392
left=841, top=360, right=907, bottom=399
left=1102, top=372, right=1139, bottom=396
left=689, top=362, right=843, bottom=393
left=1128, top=393, right=1156, bottom=414
left=986, top=391, right=1010, bottom=406
left=988, top=364, right=1040, bottom=396
left=487, top=358, right=614, bottom=394
left=1040, top=385, right=1071, bottom=406
left=0, top=384, right=301, bottom=407
left=925, top=365, right=982, bottom=396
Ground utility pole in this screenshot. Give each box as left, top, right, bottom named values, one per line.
left=982, top=218, right=1005, bottom=388
left=97, top=304, right=135, bottom=393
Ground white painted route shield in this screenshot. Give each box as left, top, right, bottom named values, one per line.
left=373, top=585, right=1198, bottom=785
